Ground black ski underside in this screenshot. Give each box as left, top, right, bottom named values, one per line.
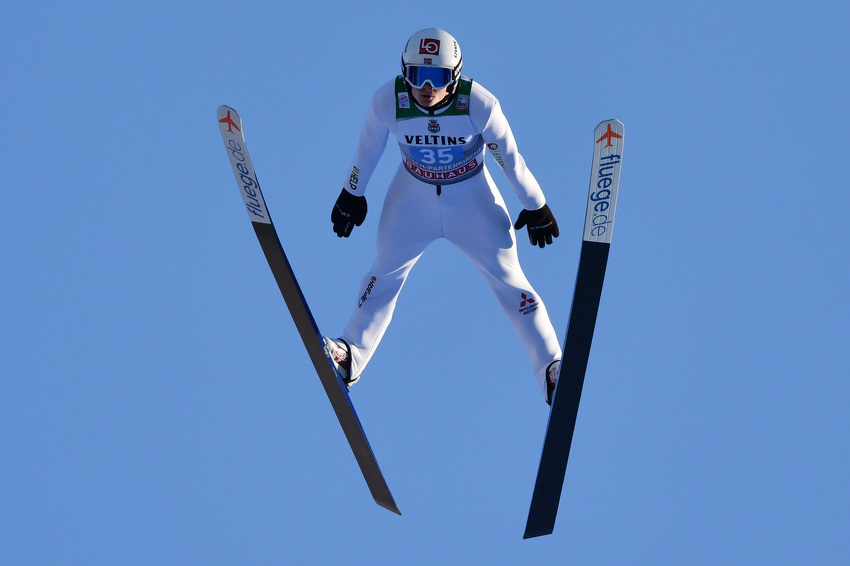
left=252, top=221, right=400, bottom=515
left=524, top=240, right=610, bottom=538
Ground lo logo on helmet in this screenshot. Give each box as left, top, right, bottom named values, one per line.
left=419, top=38, right=441, bottom=55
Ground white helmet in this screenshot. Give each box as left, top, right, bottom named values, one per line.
left=401, top=28, right=463, bottom=90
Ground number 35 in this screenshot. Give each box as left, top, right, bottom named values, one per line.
left=419, top=147, right=455, bottom=164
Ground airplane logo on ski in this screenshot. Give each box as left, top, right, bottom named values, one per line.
left=219, top=110, right=241, bottom=134
left=596, top=123, right=622, bottom=148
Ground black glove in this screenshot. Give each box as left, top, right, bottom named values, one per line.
left=514, top=204, right=559, bottom=248
left=331, top=189, right=367, bottom=237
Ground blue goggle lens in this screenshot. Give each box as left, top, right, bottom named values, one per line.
left=404, top=66, right=453, bottom=89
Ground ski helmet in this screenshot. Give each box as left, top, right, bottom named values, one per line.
left=401, top=28, right=462, bottom=90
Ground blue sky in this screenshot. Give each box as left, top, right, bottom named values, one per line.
left=3, top=0, right=848, bottom=564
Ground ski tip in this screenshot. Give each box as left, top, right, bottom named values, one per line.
left=584, top=118, right=624, bottom=244
left=598, top=118, right=624, bottom=129
left=217, top=105, right=242, bottom=127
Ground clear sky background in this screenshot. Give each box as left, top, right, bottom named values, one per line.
left=3, top=1, right=848, bottom=564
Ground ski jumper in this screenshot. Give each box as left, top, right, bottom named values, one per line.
left=340, top=77, right=561, bottom=396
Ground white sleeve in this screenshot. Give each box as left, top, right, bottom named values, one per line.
left=470, top=83, right=547, bottom=211
left=341, top=81, right=395, bottom=197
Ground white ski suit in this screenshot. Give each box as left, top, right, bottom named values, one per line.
left=339, top=77, right=561, bottom=396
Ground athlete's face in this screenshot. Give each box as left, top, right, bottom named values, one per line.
left=411, top=83, right=450, bottom=108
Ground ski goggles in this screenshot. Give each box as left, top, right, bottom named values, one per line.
left=403, top=65, right=454, bottom=89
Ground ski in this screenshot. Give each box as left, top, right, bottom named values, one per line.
left=524, top=119, right=624, bottom=538
left=217, top=105, right=400, bottom=515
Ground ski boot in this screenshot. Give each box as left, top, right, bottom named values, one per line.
left=323, top=337, right=360, bottom=389
left=545, top=360, right=560, bottom=405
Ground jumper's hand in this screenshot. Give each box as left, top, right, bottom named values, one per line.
left=331, top=189, right=367, bottom=237
left=514, top=204, right=559, bottom=248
